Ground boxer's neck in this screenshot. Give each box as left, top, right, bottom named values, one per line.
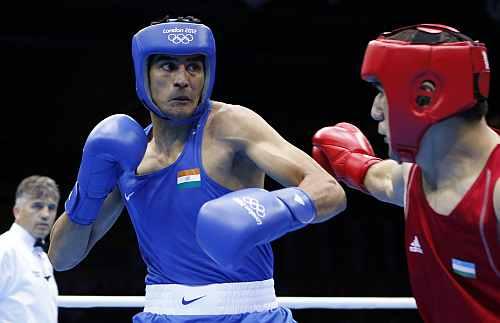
left=151, top=115, right=192, bottom=153
left=417, top=117, right=497, bottom=190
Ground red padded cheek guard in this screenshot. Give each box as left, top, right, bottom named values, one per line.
left=471, top=46, right=491, bottom=99
left=361, top=38, right=490, bottom=163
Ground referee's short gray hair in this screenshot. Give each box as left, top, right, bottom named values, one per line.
left=15, top=175, right=60, bottom=203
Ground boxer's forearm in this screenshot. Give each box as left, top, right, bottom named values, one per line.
left=48, top=213, right=92, bottom=271
left=49, top=188, right=124, bottom=271
left=364, top=160, right=408, bottom=207
left=298, top=172, right=346, bottom=223
left=84, top=188, right=124, bottom=255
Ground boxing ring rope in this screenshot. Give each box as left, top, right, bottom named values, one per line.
left=58, top=296, right=417, bottom=309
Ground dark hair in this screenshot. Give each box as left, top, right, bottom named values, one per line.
left=458, top=100, right=489, bottom=122
left=384, top=26, right=473, bottom=44
left=15, top=175, right=60, bottom=202
left=150, top=15, right=201, bottom=26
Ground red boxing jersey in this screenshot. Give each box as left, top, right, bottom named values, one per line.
left=405, top=145, right=500, bottom=323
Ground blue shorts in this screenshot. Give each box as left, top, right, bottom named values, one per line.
left=132, top=306, right=296, bottom=323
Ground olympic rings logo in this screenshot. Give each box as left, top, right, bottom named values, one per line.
left=232, top=196, right=267, bottom=225
left=241, top=197, right=266, bottom=218
left=167, top=33, right=194, bottom=44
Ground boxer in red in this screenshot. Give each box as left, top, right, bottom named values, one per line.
left=312, top=24, right=500, bottom=322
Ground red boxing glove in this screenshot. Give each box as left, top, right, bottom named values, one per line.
left=312, top=122, right=381, bottom=193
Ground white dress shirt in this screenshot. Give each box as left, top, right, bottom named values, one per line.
left=0, top=223, right=58, bottom=323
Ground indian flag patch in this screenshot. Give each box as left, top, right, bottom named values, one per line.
left=177, top=168, right=201, bottom=189
left=451, top=258, right=476, bottom=279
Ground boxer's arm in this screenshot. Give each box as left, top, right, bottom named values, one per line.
left=364, top=160, right=412, bottom=207
left=215, top=105, right=346, bottom=223
left=49, top=188, right=124, bottom=271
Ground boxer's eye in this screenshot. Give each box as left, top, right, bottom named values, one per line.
left=186, top=63, right=202, bottom=73
left=160, top=62, right=177, bottom=72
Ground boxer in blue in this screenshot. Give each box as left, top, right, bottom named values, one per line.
left=48, top=15, right=346, bottom=322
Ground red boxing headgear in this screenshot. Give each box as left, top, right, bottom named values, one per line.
left=361, top=24, right=490, bottom=162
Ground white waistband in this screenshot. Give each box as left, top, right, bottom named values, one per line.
left=143, top=279, right=278, bottom=315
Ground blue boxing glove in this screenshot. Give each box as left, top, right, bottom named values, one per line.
left=65, top=114, right=147, bottom=225
left=196, top=187, right=316, bottom=268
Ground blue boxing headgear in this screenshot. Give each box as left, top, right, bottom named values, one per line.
left=132, top=17, right=216, bottom=124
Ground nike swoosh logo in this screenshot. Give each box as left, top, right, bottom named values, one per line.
left=181, top=295, right=206, bottom=305
left=124, top=191, right=135, bottom=201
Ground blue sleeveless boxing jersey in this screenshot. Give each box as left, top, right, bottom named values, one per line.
left=118, top=106, right=274, bottom=285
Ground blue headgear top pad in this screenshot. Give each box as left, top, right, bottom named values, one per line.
left=132, top=21, right=216, bottom=123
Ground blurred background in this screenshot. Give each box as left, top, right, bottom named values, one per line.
left=0, top=0, right=499, bottom=322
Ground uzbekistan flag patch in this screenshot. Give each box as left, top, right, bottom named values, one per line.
left=451, top=258, right=476, bottom=279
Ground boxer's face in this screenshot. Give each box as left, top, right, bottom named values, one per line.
left=149, top=54, right=205, bottom=119
left=13, top=196, right=58, bottom=239
left=371, top=89, right=397, bottom=160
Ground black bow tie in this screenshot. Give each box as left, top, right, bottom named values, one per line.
left=34, top=239, right=47, bottom=252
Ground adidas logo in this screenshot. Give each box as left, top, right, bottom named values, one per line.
left=409, top=236, right=423, bottom=254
